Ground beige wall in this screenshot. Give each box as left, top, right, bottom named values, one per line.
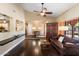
left=25, top=11, right=56, bottom=36
left=57, top=4, right=79, bottom=22
left=0, top=4, right=25, bottom=41
left=56, top=4, right=79, bottom=35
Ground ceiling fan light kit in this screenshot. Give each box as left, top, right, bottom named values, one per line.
left=40, top=12, right=45, bottom=16
left=42, top=8, right=47, bottom=12
left=40, top=13, right=46, bottom=17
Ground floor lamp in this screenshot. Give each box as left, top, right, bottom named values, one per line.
left=58, top=26, right=69, bottom=35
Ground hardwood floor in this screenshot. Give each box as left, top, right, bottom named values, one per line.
left=23, top=38, right=42, bottom=56
left=21, top=36, right=79, bottom=56
left=22, top=36, right=60, bottom=56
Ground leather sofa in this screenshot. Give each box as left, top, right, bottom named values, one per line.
left=50, top=35, right=79, bottom=56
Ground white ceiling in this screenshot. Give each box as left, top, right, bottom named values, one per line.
left=20, top=3, right=77, bottom=17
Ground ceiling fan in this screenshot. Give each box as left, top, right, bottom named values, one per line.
left=33, top=3, right=53, bottom=17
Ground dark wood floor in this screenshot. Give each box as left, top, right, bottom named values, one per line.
left=23, top=39, right=42, bottom=56
left=4, top=35, right=79, bottom=56
left=21, top=36, right=61, bottom=56
left=20, top=36, right=79, bottom=56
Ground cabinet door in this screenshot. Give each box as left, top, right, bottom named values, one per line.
left=46, top=22, right=58, bottom=34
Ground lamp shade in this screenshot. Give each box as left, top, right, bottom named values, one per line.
left=75, top=22, right=79, bottom=28
left=58, top=26, right=69, bottom=31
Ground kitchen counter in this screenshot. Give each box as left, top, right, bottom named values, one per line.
left=0, top=35, right=25, bottom=56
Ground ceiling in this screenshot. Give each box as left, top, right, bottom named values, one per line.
left=20, top=3, right=77, bottom=17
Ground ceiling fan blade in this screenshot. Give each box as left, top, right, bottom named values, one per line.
left=33, top=10, right=39, bottom=12
left=37, top=14, right=40, bottom=16
left=45, top=12, right=53, bottom=14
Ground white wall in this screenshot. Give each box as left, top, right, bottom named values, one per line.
left=27, top=23, right=33, bottom=35
left=57, top=4, right=79, bottom=22
left=0, top=4, right=25, bottom=41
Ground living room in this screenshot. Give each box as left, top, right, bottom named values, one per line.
left=24, top=3, right=79, bottom=56
left=0, top=3, right=79, bottom=56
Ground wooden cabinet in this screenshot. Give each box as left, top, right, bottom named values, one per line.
left=46, top=22, right=58, bottom=34
left=46, top=22, right=58, bottom=41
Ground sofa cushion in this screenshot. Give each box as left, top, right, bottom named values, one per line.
left=58, top=36, right=64, bottom=43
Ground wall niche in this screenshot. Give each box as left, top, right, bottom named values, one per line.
left=16, top=20, right=24, bottom=31
left=0, top=14, right=10, bottom=32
